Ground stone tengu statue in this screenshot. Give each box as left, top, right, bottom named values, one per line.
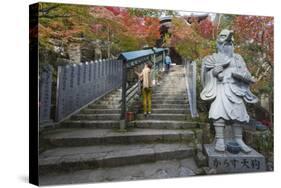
left=200, top=29, right=258, bottom=153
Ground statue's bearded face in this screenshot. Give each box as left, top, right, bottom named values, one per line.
left=217, top=29, right=234, bottom=57
left=221, top=43, right=234, bottom=57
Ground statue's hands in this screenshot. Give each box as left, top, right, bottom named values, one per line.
left=243, top=73, right=257, bottom=83
left=250, top=76, right=257, bottom=83
left=232, top=72, right=257, bottom=84
left=213, top=66, right=223, bottom=77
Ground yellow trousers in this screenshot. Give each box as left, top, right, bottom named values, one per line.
left=142, top=87, right=152, bottom=113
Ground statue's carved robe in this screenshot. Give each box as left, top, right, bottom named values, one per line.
left=200, top=53, right=258, bottom=123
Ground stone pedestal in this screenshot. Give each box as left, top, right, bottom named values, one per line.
left=204, top=144, right=266, bottom=173
left=224, top=124, right=234, bottom=142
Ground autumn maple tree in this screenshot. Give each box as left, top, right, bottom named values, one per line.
left=38, top=3, right=93, bottom=50
left=90, top=6, right=160, bottom=51
left=231, top=15, right=274, bottom=121
left=170, top=17, right=216, bottom=60
left=35, top=3, right=162, bottom=62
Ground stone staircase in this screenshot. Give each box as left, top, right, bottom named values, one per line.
left=39, top=65, right=202, bottom=185
left=131, top=65, right=198, bottom=130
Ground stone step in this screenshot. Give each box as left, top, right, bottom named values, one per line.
left=98, top=97, right=121, bottom=102
left=152, top=88, right=185, bottom=91
left=152, top=95, right=188, bottom=99
left=152, top=100, right=188, bottom=105
left=39, top=158, right=197, bottom=185
left=81, top=109, right=121, bottom=114
left=61, top=120, right=120, bottom=129
left=130, top=120, right=199, bottom=129
left=160, top=79, right=185, bottom=82
left=154, top=90, right=186, bottom=93
left=42, top=128, right=194, bottom=147
left=88, top=104, right=120, bottom=109
left=156, top=81, right=185, bottom=84
left=107, top=90, right=122, bottom=94
left=101, top=95, right=121, bottom=99
left=159, top=71, right=184, bottom=74
left=152, top=104, right=188, bottom=109
left=137, top=114, right=190, bottom=120
left=154, top=86, right=186, bottom=89
left=152, top=95, right=188, bottom=101
left=159, top=86, right=185, bottom=88
left=152, top=91, right=186, bottom=95
left=96, top=101, right=121, bottom=105
left=154, top=84, right=186, bottom=87
left=161, top=73, right=185, bottom=76
left=61, top=119, right=198, bottom=130
left=88, top=100, right=188, bottom=106
left=163, top=77, right=185, bottom=79
left=108, top=91, right=121, bottom=95
left=159, top=84, right=185, bottom=87
left=71, top=114, right=120, bottom=120
left=39, top=143, right=194, bottom=175
left=161, top=78, right=185, bottom=81
left=155, top=87, right=186, bottom=90
left=152, top=108, right=189, bottom=114
left=161, top=77, right=185, bottom=80
left=157, top=87, right=185, bottom=90
left=101, top=94, right=121, bottom=98
left=155, top=83, right=185, bottom=86
left=161, top=75, right=185, bottom=78
left=102, top=94, right=122, bottom=100
left=153, top=89, right=186, bottom=94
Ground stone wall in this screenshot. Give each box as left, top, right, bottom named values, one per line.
left=260, top=93, right=269, bottom=112
left=67, top=43, right=81, bottom=64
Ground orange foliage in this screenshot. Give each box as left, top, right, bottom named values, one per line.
left=233, top=16, right=274, bottom=66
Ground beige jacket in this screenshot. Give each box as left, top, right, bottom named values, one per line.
left=140, top=67, right=152, bottom=88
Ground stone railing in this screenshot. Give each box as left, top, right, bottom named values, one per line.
left=184, top=59, right=199, bottom=118
left=39, top=48, right=168, bottom=127
left=118, top=48, right=168, bottom=129
left=55, top=58, right=122, bottom=122
left=39, top=64, right=53, bottom=124
left=39, top=58, right=122, bottom=125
